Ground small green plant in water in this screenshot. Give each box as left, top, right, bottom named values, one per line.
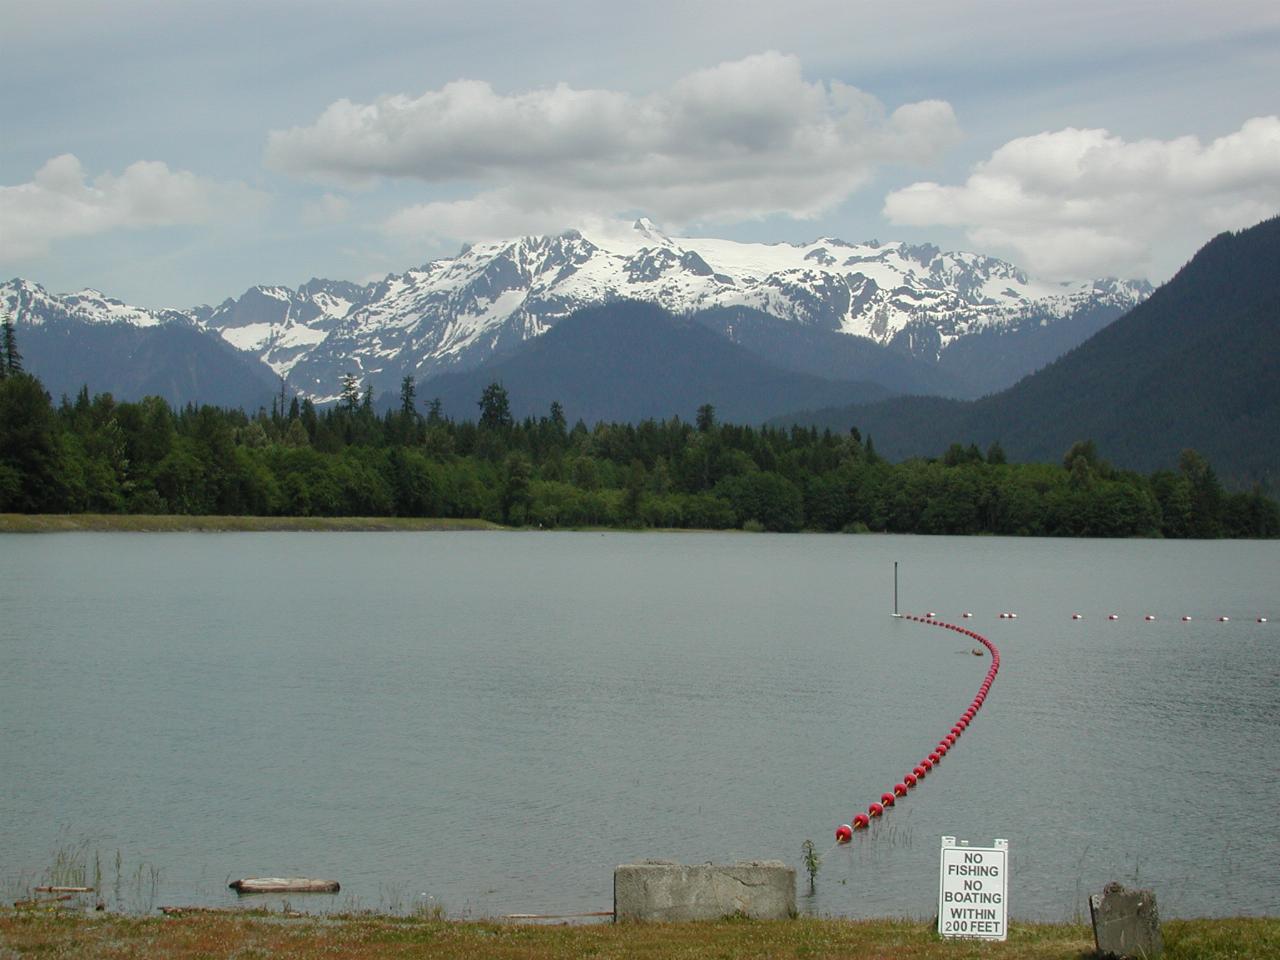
left=802, top=839, right=821, bottom=891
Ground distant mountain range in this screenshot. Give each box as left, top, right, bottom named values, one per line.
left=3, top=220, right=1148, bottom=413
left=784, top=216, right=1280, bottom=489
left=5, top=217, right=1276, bottom=487
left=0, top=281, right=280, bottom=409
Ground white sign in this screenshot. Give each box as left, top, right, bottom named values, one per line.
left=937, top=836, right=1009, bottom=941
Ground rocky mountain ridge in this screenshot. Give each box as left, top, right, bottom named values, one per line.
left=4, top=220, right=1151, bottom=403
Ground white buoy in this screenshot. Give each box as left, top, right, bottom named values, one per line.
left=1182, top=616, right=1192, bottom=621
left=1145, top=615, right=1156, bottom=621
left=1219, top=616, right=1231, bottom=622
left=1108, top=614, right=1119, bottom=620
left=1072, top=613, right=1083, bottom=620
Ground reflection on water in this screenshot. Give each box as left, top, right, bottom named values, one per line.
left=1, top=531, right=1277, bottom=919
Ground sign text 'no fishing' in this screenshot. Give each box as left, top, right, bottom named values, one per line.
left=938, top=836, right=1008, bottom=940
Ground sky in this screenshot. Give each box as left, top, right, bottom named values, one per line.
left=3, top=0, right=1279, bottom=308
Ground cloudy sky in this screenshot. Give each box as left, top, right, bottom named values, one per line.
left=3, top=0, right=1279, bottom=307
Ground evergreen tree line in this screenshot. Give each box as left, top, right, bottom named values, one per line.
left=1, top=367, right=1277, bottom=537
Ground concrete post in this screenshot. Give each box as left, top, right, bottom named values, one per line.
left=614, top=860, right=796, bottom=922
left=1089, top=882, right=1163, bottom=958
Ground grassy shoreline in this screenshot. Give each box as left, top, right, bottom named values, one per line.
left=1, top=912, right=1277, bottom=959
left=0, top=514, right=506, bottom=533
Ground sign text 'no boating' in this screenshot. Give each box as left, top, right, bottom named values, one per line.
left=937, top=836, right=1008, bottom=941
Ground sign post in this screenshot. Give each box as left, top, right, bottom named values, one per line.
left=938, top=836, right=1009, bottom=941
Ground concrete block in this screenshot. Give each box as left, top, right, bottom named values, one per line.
left=1089, top=882, right=1163, bottom=958
left=614, top=860, right=796, bottom=922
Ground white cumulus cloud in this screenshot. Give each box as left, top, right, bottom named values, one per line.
left=884, top=116, right=1280, bottom=280
left=0, top=154, right=265, bottom=261
left=266, top=51, right=960, bottom=240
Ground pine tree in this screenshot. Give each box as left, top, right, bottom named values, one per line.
left=478, top=382, right=512, bottom=430
left=399, top=375, right=417, bottom=417
left=549, top=401, right=567, bottom=434
left=696, top=403, right=716, bottom=433
left=339, top=373, right=360, bottom=413
left=1, top=318, right=20, bottom=376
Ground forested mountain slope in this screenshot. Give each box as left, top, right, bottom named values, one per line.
left=786, top=216, right=1280, bottom=489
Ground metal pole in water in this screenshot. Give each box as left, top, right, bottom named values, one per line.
left=892, top=561, right=903, bottom=618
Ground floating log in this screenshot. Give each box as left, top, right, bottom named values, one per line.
left=229, top=877, right=340, bottom=894
left=35, top=885, right=94, bottom=893
left=502, top=911, right=614, bottom=920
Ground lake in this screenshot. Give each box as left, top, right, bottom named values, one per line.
left=1, top=531, right=1276, bottom=920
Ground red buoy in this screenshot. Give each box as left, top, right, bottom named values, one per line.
left=831, top=616, right=1002, bottom=845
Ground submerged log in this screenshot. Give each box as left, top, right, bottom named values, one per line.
left=35, top=886, right=94, bottom=893
left=14, top=894, right=74, bottom=907
left=229, top=877, right=340, bottom=894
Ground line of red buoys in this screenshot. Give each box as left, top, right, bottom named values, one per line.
left=836, top=614, right=1000, bottom=842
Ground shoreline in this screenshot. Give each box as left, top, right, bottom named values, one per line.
left=0, top=514, right=507, bottom=534
left=1, top=911, right=1276, bottom=959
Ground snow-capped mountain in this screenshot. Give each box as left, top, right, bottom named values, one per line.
left=3, top=220, right=1151, bottom=404
left=1, top=278, right=281, bottom=409
left=2, top=278, right=192, bottom=330
left=227, top=219, right=1148, bottom=400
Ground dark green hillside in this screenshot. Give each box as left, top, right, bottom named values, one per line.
left=785, top=216, right=1280, bottom=490
left=20, top=315, right=280, bottom=411
left=690, top=305, right=971, bottom=397
left=419, top=300, right=891, bottom=425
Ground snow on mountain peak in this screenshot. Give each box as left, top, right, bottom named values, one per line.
left=2, top=278, right=173, bottom=328
left=4, top=225, right=1152, bottom=400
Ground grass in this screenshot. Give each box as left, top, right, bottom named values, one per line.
left=0, top=912, right=1277, bottom=959
left=0, top=514, right=505, bottom=533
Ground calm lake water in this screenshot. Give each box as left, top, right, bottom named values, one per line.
left=1, top=531, right=1277, bottom=920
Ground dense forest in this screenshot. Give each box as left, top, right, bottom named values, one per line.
left=2, top=336, right=1276, bottom=537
